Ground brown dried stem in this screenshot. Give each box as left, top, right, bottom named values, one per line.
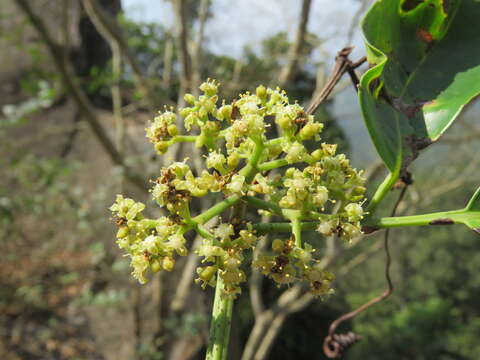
left=278, top=0, right=313, bottom=87
left=14, top=0, right=148, bottom=191
left=305, top=47, right=366, bottom=116
left=82, top=0, right=160, bottom=110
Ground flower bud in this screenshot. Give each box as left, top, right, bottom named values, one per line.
left=272, top=264, right=296, bottom=284
left=227, top=153, right=240, bottom=169
left=199, top=266, right=217, bottom=281
left=217, top=104, right=233, bottom=120
left=224, top=256, right=241, bottom=270
left=317, top=220, right=334, bottom=236
left=311, top=149, right=323, bottom=160
left=184, top=112, right=199, bottom=130
left=256, top=85, right=267, bottom=100
left=155, top=141, right=169, bottom=154
left=226, top=174, right=245, bottom=194
left=151, top=259, right=162, bottom=273
left=276, top=114, right=292, bottom=130
left=116, top=226, right=129, bottom=239
left=312, top=186, right=329, bottom=207
left=321, top=143, right=337, bottom=157
left=294, top=248, right=312, bottom=264
left=206, top=151, right=227, bottom=172
left=214, top=224, right=234, bottom=240
left=272, top=239, right=284, bottom=253
left=180, top=107, right=193, bottom=118
left=162, top=256, right=175, bottom=271
left=284, top=168, right=296, bottom=178
left=200, top=80, right=218, bottom=96
left=345, top=203, right=363, bottom=221
left=184, top=93, right=195, bottom=105
left=341, top=223, right=361, bottom=240
left=353, top=186, right=366, bottom=195
left=284, top=142, right=307, bottom=163
left=299, top=122, right=323, bottom=140
left=268, top=143, right=283, bottom=159
left=167, top=124, right=178, bottom=137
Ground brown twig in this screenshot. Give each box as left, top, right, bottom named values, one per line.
left=323, top=185, right=408, bottom=358
left=14, top=0, right=148, bottom=191
left=191, top=0, right=210, bottom=97
left=278, top=0, right=313, bottom=87
left=83, top=0, right=125, bottom=191
left=305, top=48, right=366, bottom=116
left=346, top=61, right=362, bottom=90
left=162, top=36, right=174, bottom=89
left=172, top=0, right=193, bottom=97
left=82, top=0, right=160, bottom=110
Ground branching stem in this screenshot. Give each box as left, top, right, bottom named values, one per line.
left=366, top=171, right=398, bottom=214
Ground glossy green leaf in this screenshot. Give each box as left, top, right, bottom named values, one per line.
left=359, top=0, right=480, bottom=174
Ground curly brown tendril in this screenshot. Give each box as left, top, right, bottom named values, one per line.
left=323, top=183, right=409, bottom=358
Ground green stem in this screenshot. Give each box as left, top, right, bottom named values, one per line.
left=198, top=224, right=216, bottom=241
left=172, top=135, right=197, bottom=143
left=291, top=217, right=302, bottom=247
left=193, top=195, right=242, bottom=224
left=206, top=275, right=234, bottom=360
left=257, top=158, right=289, bottom=172
left=367, top=209, right=468, bottom=229
left=203, top=141, right=265, bottom=360
left=239, top=139, right=264, bottom=182
left=266, top=138, right=283, bottom=147
left=366, top=171, right=399, bottom=214
left=253, top=208, right=477, bottom=234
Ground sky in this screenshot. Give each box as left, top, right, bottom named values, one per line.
left=121, top=0, right=377, bottom=166
left=121, top=0, right=367, bottom=59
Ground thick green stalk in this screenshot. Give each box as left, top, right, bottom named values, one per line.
left=366, top=171, right=398, bottom=214
left=252, top=208, right=478, bottom=234
left=172, top=135, right=197, bottom=143
left=239, top=140, right=264, bottom=182
left=257, top=158, right=289, bottom=172
left=368, top=209, right=470, bottom=228
left=204, top=140, right=265, bottom=360
left=194, top=195, right=242, bottom=224
left=206, top=275, right=234, bottom=360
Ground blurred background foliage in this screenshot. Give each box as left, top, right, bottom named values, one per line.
left=0, top=0, right=479, bottom=359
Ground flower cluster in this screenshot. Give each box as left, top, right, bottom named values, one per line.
left=195, top=224, right=259, bottom=296
left=254, top=237, right=335, bottom=296
left=110, top=79, right=366, bottom=297
left=109, top=195, right=187, bottom=284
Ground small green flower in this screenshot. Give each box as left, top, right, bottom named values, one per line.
left=345, top=203, right=364, bottom=222
left=130, top=253, right=149, bottom=284
left=110, top=195, right=145, bottom=221
left=226, top=174, right=245, bottom=194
